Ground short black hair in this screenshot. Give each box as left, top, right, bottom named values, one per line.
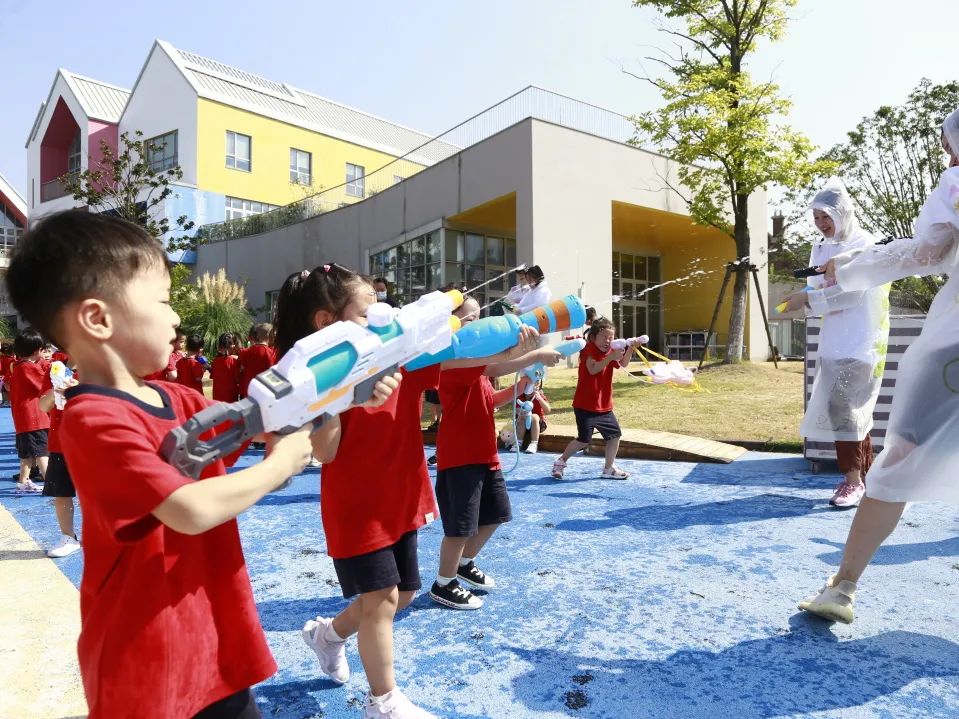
left=185, top=334, right=204, bottom=353
left=6, top=210, right=169, bottom=348
left=217, top=332, right=234, bottom=351
left=13, top=328, right=44, bottom=358
left=373, top=277, right=388, bottom=286
left=0, top=342, right=14, bottom=355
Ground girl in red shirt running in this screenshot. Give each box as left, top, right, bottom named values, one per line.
left=552, top=317, right=636, bottom=480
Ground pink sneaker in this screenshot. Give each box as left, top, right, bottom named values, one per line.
left=832, top=481, right=865, bottom=508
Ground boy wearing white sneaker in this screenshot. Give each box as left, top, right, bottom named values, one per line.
left=10, top=329, right=51, bottom=493
left=39, top=359, right=81, bottom=558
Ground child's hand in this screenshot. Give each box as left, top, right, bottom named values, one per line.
left=265, top=423, right=314, bottom=484
left=508, top=326, right=539, bottom=359
left=537, top=347, right=562, bottom=367
left=359, top=372, right=402, bottom=409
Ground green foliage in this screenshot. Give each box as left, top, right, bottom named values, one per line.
left=62, top=130, right=194, bottom=244
left=169, top=263, right=200, bottom=322
left=630, top=0, right=833, bottom=361
left=177, top=270, right=253, bottom=350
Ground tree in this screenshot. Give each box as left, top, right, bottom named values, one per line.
left=821, top=78, right=959, bottom=311
left=178, top=269, right=253, bottom=351
left=629, top=0, right=833, bottom=362
left=62, top=130, right=194, bottom=243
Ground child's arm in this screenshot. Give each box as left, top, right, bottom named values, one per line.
left=440, top=325, right=540, bottom=371
left=38, top=388, right=57, bottom=413
left=486, top=346, right=561, bottom=378
left=535, top=391, right=551, bottom=414
left=586, top=349, right=625, bottom=375
left=492, top=383, right=521, bottom=409
left=618, top=344, right=637, bottom=366
left=152, top=424, right=314, bottom=535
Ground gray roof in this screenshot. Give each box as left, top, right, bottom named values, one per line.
left=61, top=71, right=130, bottom=123
left=160, top=41, right=458, bottom=166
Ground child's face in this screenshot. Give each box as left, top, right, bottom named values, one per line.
left=813, top=209, right=835, bottom=238
left=40, top=347, right=53, bottom=361
left=174, top=335, right=185, bottom=352
left=454, top=298, right=481, bottom=324
left=592, top=328, right=615, bottom=353
left=114, top=263, right=181, bottom=377
left=315, top=282, right=376, bottom=330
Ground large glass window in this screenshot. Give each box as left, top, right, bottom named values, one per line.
left=67, top=133, right=81, bottom=174
left=146, top=131, right=178, bottom=172
left=370, top=230, right=516, bottom=311
left=611, top=250, right=663, bottom=351
left=225, top=196, right=279, bottom=221
left=290, top=148, right=311, bottom=185
left=346, top=163, right=365, bottom=197
left=226, top=131, right=252, bottom=171
left=0, top=205, right=23, bottom=256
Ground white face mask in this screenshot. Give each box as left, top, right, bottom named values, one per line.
left=375, top=290, right=388, bottom=301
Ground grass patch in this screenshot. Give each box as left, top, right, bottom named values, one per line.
left=493, top=360, right=805, bottom=450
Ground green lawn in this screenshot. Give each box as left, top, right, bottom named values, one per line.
left=493, top=360, right=806, bottom=452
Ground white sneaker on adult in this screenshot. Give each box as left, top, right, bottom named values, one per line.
left=363, top=687, right=438, bottom=718
left=798, top=575, right=857, bottom=624
left=47, top=535, right=81, bottom=558
left=16, top=479, right=42, bottom=493
left=832, top=481, right=865, bottom=508
left=301, top=616, right=350, bottom=684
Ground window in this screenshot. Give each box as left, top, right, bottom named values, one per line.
left=346, top=163, right=365, bottom=197
left=68, top=132, right=81, bottom=174
left=225, top=196, right=279, bottom=221
left=226, top=131, right=252, bottom=171
left=290, top=148, right=311, bottom=185
left=611, top=250, right=663, bottom=351
left=145, top=131, right=178, bottom=172
left=0, top=205, right=24, bottom=256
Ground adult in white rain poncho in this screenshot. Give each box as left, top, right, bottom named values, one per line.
left=799, top=109, right=959, bottom=624
left=787, top=178, right=890, bottom=509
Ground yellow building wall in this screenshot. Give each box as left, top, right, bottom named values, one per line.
left=195, top=99, right=426, bottom=208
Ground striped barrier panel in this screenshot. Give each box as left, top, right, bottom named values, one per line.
left=804, top=315, right=926, bottom=465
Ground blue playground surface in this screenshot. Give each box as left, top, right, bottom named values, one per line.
left=2, top=408, right=958, bottom=718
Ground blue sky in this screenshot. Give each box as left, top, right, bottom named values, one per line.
left=3, top=0, right=958, bottom=203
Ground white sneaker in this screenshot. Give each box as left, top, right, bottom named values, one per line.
left=301, top=616, right=349, bottom=684
left=798, top=575, right=857, bottom=624
left=16, top=479, right=42, bottom=493
left=363, top=688, right=438, bottom=718
left=47, top=535, right=81, bottom=558
left=832, top=482, right=865, bottom=508
left=308, top=457, right=322, bottom=468
left=522, top=442, right=538, bottom=454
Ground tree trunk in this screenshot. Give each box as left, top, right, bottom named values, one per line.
left=724, top=195, right=752, bottom=363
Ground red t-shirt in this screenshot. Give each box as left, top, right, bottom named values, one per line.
left=573, top=342, right=620, bottom=413
left=321, top=366, right=440, bottom=558
left=59, top=381, right=275, bottom=719
left=436, top=366, right=500, bottom=471
left=1, top=354, right=16, bottom=386
left=211, top=354, right=241, bottom=403
left=143, top=350, right=181, bottom=382
left=239, top=345, right=276, bottom=397
left=10, top=359, right=52, bottom=433
left=175, top=356, right=206, bottom=394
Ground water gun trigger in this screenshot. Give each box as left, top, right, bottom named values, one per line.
left=160, top=400, right=265, bottom=479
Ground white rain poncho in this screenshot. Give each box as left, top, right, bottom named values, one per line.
left=799, top=178, right=890, bottom=443
left=830, top=156, right=959, bottom=503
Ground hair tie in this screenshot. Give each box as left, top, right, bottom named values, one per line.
left=323, top=264, right=332, bottom=273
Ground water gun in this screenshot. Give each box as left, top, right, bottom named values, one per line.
left=774, top=287, right=811, bottom=314
left=161, top=289, right=465, bottom=478
left=405, top=294, right=587, bottom=371
left=519, top=338, right=586, bottom=386
left=611, top=335, right=649, bottom=351
left=49, top=361, right=74, bottom=410
left=516, top=399, right=534, bottom=430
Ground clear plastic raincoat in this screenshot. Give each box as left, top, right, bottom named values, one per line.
left=799, top=178, right=890, bottom=443
left=830, top=132, right=959, bottom=503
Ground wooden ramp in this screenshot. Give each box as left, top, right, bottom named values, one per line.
left=424, top=425, right=748, bottom=464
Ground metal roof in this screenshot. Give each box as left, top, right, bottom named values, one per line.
left=160, top=41, right=458, bottom=166
left=60, top=71, right=130, bottom=123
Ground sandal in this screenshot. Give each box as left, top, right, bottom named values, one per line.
left=551, top=459, right=567, bottom=479
left=600, top=466, right=629, bottom=480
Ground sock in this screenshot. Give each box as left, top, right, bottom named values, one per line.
left=436, top=575, right=455, bottom=587
left=458, top=556, right=474, bottom=567
left=324, top=622, right=345, bottom=643
left=371, top=688, right=395, bottom=702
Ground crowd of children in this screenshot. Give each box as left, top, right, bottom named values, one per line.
left=4, top=210, right=638, bottom=719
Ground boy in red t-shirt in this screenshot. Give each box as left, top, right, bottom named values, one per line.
left=238, top=323, right=276, bottom=397
left=143, top=328, right=184, bottom=382
left=175, top=334, right=208, bottom=394
left=551, top=317, right=636, bottom=480
left=10, top=328, right=52, bottom=493
left=211, top=332, right=241, bottom=403
left=428, top=298, right=557, bottom=611
left=6, top=210, right=315, bottom=719
left=514, top=377, right=551, bottom=454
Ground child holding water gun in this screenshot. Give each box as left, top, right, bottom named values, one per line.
left=552, top=317, right=636, bottom=480
left=515, top=376, right=551, bottom=454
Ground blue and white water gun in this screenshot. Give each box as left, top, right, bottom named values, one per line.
left=518, top=337, right=586, bottom=386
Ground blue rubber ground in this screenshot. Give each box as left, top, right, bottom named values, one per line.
left=2, top=407, right=958, bottom=718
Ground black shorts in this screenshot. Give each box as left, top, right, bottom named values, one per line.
left=435, top=464, right=511, bottom=537
left=331, top=530, right=421, bottom=599
left=573, top=408, right=622, bottom=443
left=16, top=429, right=49, bottom=459
left=193, top=688, right=261, bottom=719
left=41, top=453, right=75, bottom=497
left=424, top=389, right=441, bottom=405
